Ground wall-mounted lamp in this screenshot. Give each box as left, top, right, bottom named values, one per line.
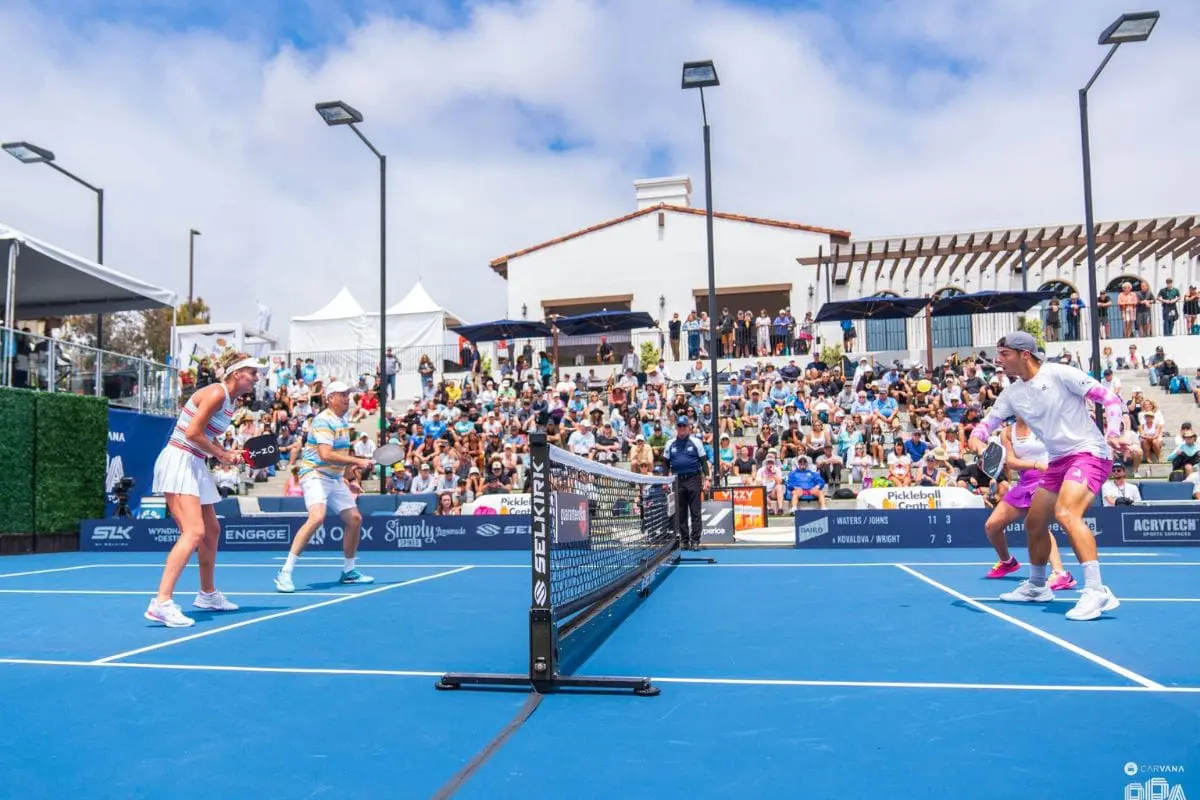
left=658, top=294, right=666, bottom=309
left=521, top=303, right=528, bottom=319
left=807, top=284, right=814, bottom=299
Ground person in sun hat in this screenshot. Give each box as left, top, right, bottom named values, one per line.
left=145, top=349, right=266, bottom=628
left=274, top=380, right=376, bottom=594
left=969, top=331, right=1128, bottom=621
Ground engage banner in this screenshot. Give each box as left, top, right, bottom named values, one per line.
left=711, top=486, right=768, bottom=530
left=105, top=408, right=173, bottom=518
left=80, top=515, right=532, bottom=552
left=794, top=506, right=1200, bottom=548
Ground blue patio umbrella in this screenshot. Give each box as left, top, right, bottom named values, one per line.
left=550, top=309, right=658, bottom=336
left=449, top=319, right=553, bottom=342
left=813, top=295, right=929, bottom=323
left=931, top=290, right=1059, bottom=317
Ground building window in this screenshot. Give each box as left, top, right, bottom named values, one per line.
left=865, top=292, right=908, bottom=351
left=930, top=287, right=972, bottom=349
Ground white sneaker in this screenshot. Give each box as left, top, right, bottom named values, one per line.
left=1065, top=586, right=1120, bottom=621
left=274, top=571, right=295, bottom=593
left=193, top=590, right=239, bottom=611
left=144, top=599, right=195, bottom=628
left=999, top=580, right=1055, bottom=603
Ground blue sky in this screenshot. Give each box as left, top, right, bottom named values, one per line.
left=1, top=0, right=1197, bottom=335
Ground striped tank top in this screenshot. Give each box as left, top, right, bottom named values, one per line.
left=168, top=383, right=236, bottom=458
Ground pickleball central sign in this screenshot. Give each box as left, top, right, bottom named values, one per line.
left=553, top=491, right=590, bottom=545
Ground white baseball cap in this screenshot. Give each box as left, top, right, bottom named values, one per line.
left=325, top=380, right=351, bottom=394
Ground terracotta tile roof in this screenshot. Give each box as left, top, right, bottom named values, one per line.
left=489, top=203, right=852, bottom=278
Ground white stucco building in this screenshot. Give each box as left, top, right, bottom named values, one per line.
left=490, top=176, right=849, bottom=336
left=489, top=177, right=1199, bottom=369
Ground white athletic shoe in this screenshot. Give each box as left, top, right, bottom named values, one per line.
left=1065, top=586, right=1120, bottom=621
left=274, top=571, right=295, bottom=593
left=193, top=590, right=239, bottom=611
left=144, top=599, right=195, bottom=628
left=999, top=580, right=1055, bottom=603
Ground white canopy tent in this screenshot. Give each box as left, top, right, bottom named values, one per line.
left=288, top=281, right=465, bottom=354
left=1, top=222, right=176, bottom=320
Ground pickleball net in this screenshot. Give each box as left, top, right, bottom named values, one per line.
left=437, top=431, right=681, bottom=696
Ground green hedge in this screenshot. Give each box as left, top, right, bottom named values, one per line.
left=0, top=389, right=36, bottom=533
left=34, top=393, right=108, bottom=533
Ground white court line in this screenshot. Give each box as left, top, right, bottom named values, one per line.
left=971, top=596, right=1200, bottom=604
left=1, top=657, right=1198, bottom=694
left=896, top=564, right=1163, bottom=690
left=0, top=564, right=98, bottom=579
left=0, top=589, right=353, bottom=597
left=89, top=566, right=472, bottom=665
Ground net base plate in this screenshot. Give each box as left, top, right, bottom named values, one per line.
left=435, top=672, right=660, bottom=696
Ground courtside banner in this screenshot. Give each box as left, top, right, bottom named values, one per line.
left=794, top=507, right=1200, bottom=548
left=105, top=409, right=173, bottom=518
left=711, top=486, right=767, bottom=531
left=80, top=515, right=532, bottom=552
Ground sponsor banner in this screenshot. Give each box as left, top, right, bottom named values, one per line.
left=711, top=486, right=767, bottom=530
left=463, top=493, right=531, bottom=516
left=795, top=506, right=1200, bottom=548
left=856, top=486, right=985, bottom=510
left=105, top=409, right=173, bottom=518
left=701, top=499, right=736, bottom=544
left=80, top=516, right=531, bottom=552
left=552, top=491, right=590, bottom=545
left=1121, top=511, right=1200, bottom=544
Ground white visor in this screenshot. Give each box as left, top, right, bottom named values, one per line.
left=227, top=357, right=265, bottom=374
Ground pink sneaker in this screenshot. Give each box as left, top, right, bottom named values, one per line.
left=986, top=558, right=1021, bottom=579
left=1049, top=571, right=1077, bottom=591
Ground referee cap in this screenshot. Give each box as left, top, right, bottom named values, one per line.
left=997, top=331, right=1043, bottom=360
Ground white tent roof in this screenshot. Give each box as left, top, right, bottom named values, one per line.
left=293, top=286, right=366, bottom=321
left=380, top=280, right=465, bottom=326
left=0, top=222, right=176, bottom=318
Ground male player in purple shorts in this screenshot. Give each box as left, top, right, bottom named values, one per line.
left=969, top=332, right=1129, bottom=621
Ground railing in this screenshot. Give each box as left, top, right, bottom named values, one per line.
left=282, top=330, right=672, bottom=382
left=0, top=325, right=178, bottom=416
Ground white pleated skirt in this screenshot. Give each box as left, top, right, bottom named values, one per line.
left=153, top=444, right=221, bottom=506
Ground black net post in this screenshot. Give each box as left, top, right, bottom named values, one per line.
left=527, top=431, right=559, bottom=689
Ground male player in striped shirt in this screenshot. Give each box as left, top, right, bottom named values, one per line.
left=969, top=332, right=1129, bottom=621
left=274, top=381, right=375, bottom=592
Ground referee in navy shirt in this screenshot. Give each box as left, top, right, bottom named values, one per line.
left=663, top=416, right=709, bottom=550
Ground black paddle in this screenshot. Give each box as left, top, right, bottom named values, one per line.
left=242, top=434, right=280, bottom=469
left=979, top=438, right=1008, bottom=481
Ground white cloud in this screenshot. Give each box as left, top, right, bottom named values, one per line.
left=1, top=0, right=1196, bottom=349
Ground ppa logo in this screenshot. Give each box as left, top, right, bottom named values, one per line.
left=1125, top=777, right=1187, bottom=800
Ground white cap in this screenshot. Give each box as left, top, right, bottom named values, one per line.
left=226, top=357, right=266, bottom=374
left=325, top=380, right=351, bottom=394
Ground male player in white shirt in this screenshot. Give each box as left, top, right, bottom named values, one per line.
left=969, top=332, right=1129, bottom=621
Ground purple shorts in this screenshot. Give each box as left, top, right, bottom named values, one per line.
left=1002, top=469, right=1045, bottom=510
left=1041, top=452, right=1112, bottom=496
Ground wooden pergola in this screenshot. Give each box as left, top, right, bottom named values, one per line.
left=796, top=214, right=1199, bottom=288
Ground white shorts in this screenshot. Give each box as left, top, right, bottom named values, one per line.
left=153, top=445, right=221, bottom=506
left=300, top=473, right=358, bottom=515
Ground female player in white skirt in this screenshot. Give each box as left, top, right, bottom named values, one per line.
left=145, top=350, right=263, bottom=627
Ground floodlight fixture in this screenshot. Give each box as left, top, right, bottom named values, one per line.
left=2, top=141, right=55, bottom=164
left=1099, top=10, right=1159, bottom=44
left=681, top=60, right=719, bottom=90
left=315, top=101, right=364, bottom=126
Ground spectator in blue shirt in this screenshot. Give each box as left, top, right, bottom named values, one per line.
left=785, top=456, right=827, bottom=512
left=904, top=430, right=930, bottom=463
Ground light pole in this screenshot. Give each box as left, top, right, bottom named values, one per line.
left=681, top=59, right=722, bottom=487
left=1079, top=9, right=1159, bottom=392
left=2, top=141, right=106, bottom=347
left=188, top=228, right=201, bottom=308
left=315, top=100, right=388, bottom=494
